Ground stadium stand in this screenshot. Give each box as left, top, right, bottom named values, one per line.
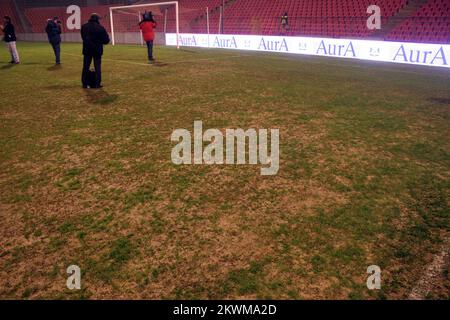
left=191, top=0, right=410, bottom=38
left=1, top=0, right=25, bottom=33
left=1, top=0, right=449, bottom=44
left=386, top=0, right=450, bottom=43
left=23, top=1, right=204, bottom=33
left=24, top=7, right=70, bottom=33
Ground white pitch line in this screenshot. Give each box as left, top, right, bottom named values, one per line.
left=65, top=52, right=249, bottom=66
left=170, top=54, right=250, bottom=64
left=408, top=241, right=449, bottom=300
left=259, top=53, right=450, bottom=77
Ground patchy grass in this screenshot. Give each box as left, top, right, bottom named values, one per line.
left=0, top=42, right=449, bottom=299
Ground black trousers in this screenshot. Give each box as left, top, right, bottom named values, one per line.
left=51, top=42, right=61, bottom=64
left=82, top=55, right=102, bottom=87
left=146, top=40, right=154, bottom=60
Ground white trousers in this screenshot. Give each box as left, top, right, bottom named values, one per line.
left=6, top=41, right=20, bottom=63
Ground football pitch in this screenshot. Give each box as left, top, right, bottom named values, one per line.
left=0, top=42, right=448, bottom=299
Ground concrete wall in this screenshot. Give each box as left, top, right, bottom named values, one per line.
left=17, top=32, right=166, bottom=45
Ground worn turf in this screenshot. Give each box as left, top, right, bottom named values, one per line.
left=0, top=42, right=449, bottom=299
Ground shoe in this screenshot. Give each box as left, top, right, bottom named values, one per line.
left=14, top=61, right=20, bottom=64
left=9, top=61, right=14, bottom=64
left=92, top=85, right=103, bottom=89
left=82, top=85, right=89, bottom=89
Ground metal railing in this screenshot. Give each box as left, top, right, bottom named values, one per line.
left=187, top=15, right=450, bottom=42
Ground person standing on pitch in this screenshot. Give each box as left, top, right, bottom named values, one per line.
left=46, top=17, right=62, bottom=65
left=139, top=11, right=157, bottom=63
left=1, top=16, right=20, bottom=64
left=80, top=13, right=110, bottom=89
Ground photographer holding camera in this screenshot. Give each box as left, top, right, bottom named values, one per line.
left=139, top=11, right=157, bottom=63
left=46, top=17, right=62, bottom=65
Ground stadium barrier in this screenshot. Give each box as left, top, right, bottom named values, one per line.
left=166, top=33, right=450, bottom=68
left=16, top=32, right=166, bottom=45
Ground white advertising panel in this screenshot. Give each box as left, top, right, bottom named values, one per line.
left=166, top=33, right=450, bottom=68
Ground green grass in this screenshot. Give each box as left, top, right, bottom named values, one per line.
left=0, top=42, right=449, bottom=299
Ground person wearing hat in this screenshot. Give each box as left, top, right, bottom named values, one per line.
left=1, top=16, right=20, bottom=64
left=80, top=13, right=110, bottom=89
left=46, top=17, right=62, bottom=65
left=139, top=11, right=157, bottom=63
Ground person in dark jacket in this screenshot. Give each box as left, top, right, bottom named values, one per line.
left=46, top=17, right=62, bottom=65
left=1, top=16, right=20, bottom=64
left=80, top=14, right=110, bottom=89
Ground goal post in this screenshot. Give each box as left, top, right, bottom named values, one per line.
left=109, top=1, right=179, bottom=48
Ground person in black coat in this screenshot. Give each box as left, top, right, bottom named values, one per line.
left=1, top=16, right=20, bottom=64
left=80, top=14, right=110, bottom=89
left=46, top=17, right=62, bottom=65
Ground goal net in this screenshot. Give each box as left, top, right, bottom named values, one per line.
left=109, top=1, right=179, bottom=47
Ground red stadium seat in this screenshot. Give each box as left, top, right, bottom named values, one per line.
left=1, top=0, right=448, bottom=43
left=386, top=0, right=450, bottom=43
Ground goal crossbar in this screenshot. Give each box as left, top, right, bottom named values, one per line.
left=109, top=1, right=179, bottom=48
